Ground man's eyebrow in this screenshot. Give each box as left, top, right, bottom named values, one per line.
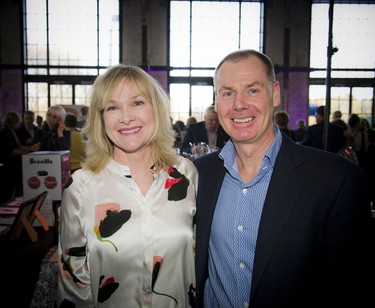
left=217, top=81, right=262, bottom=92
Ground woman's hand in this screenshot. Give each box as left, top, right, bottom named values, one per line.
left=57, top=119, right=66, bottom=137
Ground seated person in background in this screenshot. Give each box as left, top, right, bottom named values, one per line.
left=273, top=110, right=296, bottom=141
left=300, top=105, right=346, bottom=153
left=64, top=114, right=85, bottom=173
left=293, top=119, right=307, bottom=142
left=173, top=120, right=186, bottom=148
left=77, top=105, right=89, bottom=128
left=36, top=115, right=43, bottom=129
left=332, top=110, right=348, bottom=131
left=0, top=111, right=39, bottom=202
left=180, top=105, right=230, bottom=154
left=16, top=110, right=38, bottom=146
left=186, top=116, right=197, bottom=127
left=33, top=105, right=70, bottom=151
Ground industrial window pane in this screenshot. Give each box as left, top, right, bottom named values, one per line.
left=27, top=83, right=48, bottom=119
left=240, top=2, right=263, bottom=51
left=169, top=1, right=191, bottom=67
left=170, top=84, right=190, bottom=123
left=48, top=0, right=97, bottom=67
left=25, top=0, right=47, bottom=66
left=310, top=3, right=375, bottom=78
left=169, top=0, right=263, bottom=122
left=24, top=0, right=119, bottom=110
left=50, top=84, right=73, bottom=106
left=191, top=85, right=214, bottom=121
left=99, top=0, right=120, bottom=66
left=191, top=2, right=240, bottom=67
left=75, top=85, right=92, bottom=106
left=170, top=1, right=262, bottom=69
left=330, top=87, right=350, bottom=120
left=352, top=88, right=373, bottom=117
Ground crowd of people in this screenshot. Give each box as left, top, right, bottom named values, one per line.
left=273, top=105, right=375, bottom=205
left=0, top=106, right=87, bottom=203
left=0, top=49, right=374, bottom=307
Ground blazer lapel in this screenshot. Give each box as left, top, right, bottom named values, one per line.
left=250, top=136, right=306, bottom=299
left=194, top=152, right=226, bottom=294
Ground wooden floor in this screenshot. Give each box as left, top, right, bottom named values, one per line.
left=0, top=227, right=56, bottom=307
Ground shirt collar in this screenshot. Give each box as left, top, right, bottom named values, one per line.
left=219, top=124, right=282, bottom=171
left=107, top=158, right=132, bottom=177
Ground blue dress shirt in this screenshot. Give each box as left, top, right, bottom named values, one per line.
left=204, top=125, right=282, bottom=308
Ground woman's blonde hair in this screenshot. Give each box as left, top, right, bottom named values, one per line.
left=82, top=64, right=178, bottom=173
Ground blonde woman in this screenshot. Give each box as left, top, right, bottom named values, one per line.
left=33, top=105, right=70, bottom=151
left=57, top=65, right=197, bottom=307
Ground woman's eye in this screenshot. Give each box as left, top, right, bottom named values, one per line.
left=134, top=100, right=145, bottom=106
left=105, top=105, right=117, bottom=111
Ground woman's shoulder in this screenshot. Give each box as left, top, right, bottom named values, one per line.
left=64, top=168, right=93, bottom=193
left=174, top=156, right=198, bottom=174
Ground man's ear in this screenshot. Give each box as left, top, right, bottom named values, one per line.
left=214, top=93, right=218, bottom=112
left=272, top=81, right=281, bottom=108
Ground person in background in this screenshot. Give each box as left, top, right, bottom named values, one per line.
left=0, top=111, right=39, bottom=202
left=332, top=110, right=348, bottom=131
left=345, top=114, right=369, bottom=169
left=57, top=65, right=197, bottom=307
left=173, top=120, right=186, bottom=148
left=193, top=49, right=373, bottom=308
left=171, top=117, right=183, bottom=149
left=300, top=105, right=346, bottom=153
left=273, top=110, right=296, bottom=141
left=16, top=110, right=39, bottom=146
left=33, top=105, right=70, bottom=151
left=64, top=114, right=85, bottom=173
left=77, top=105, right=89, bottom=129
left=36, top=115, right=43, bottom=129
left=186, top=116, right=197, bottom=127
left=293, top=119, right=307, bottom=142
left=360, top=118, right=375, bottom=205
left=180, top=105, right=230, bottom=154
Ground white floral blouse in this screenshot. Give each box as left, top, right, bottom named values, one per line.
left=57, top=157, right=197, bottom=307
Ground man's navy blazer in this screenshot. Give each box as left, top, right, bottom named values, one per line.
left=180, top=121, right=230, bottom=154
left=193, top=134, right=373, bottom=307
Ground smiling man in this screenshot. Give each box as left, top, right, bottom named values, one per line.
left=193, top=49, right=374, bottom=308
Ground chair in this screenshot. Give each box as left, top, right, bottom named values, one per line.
left=10, top=191, right=49, bottom=242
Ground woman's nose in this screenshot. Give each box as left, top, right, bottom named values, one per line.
left=119, top=108, right=135, bottom=124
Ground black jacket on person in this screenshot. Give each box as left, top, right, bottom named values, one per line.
left=0, top=128, right=23, bottom=202
left=180, top=121, right=230, bottom=154
left=33, top=122, right=70, bottom=151
left=193, top=134, right=373, bottom=308
left=16, top=124, right=38, bottom=146
left=300, top=121, right=346, bottom=153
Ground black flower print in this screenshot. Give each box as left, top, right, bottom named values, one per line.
left=94, top=204, right=132, bottom=252
left=98, top=275, right=119, bottom=303
left=164, top=167, right=190, bottom=201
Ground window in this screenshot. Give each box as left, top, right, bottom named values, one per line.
left=24, top=0, right=119, bottom=119
left=169, top=0, right=264, bottom=123
left=309, top=2, right=375, bottom=125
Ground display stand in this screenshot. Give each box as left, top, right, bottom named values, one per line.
left=9, top=191, right=49, bottom=242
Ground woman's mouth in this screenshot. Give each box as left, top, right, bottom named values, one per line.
left=119, top=127, right=141, bottom=134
